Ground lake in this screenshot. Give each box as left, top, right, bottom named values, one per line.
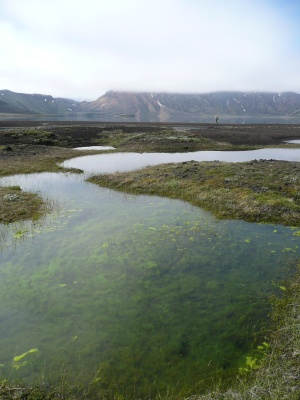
left=0, top=148, right=299, bottom=398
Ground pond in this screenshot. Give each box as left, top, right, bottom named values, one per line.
left=0, top=149, right=300, bottom=398
left=62, top=147, right=300, bottom=176
left=74, top=145, right=115, bottom=150
left=286, top=139, right=300, bottom=144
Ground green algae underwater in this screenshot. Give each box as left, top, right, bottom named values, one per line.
left=0, top=172, right=300, bottom=398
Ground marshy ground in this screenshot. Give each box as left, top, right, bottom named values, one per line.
left=2, top=121, right=299, bottom=225
left=1, top=121, right=300, bottom=399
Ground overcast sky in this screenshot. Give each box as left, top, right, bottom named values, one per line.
left=1, top=0, right=300, bottom=100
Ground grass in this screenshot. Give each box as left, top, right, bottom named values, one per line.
left=95, top=128, right=260, bottom=152
left=0, top=146, right=100, bottom=177
left=0, top=186, right=48, bottom=224
left=89, top=159, right=300, bottom=226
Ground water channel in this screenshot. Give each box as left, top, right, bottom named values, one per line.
left=0, top=148, right=300, bottom=397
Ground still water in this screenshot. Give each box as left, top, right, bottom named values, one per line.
left=0, top=149, right=300, bottom=398
left=63, top=148, right=300, bottom=176
left=286, top=139, right=300, bottom=144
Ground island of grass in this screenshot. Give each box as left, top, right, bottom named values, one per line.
left=89, top=159, right=300, bottom=226
left=0, top=186, right=47, bottom=224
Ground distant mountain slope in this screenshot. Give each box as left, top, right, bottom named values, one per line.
left=0, top=90, right=79, bottom=115
left=83, top=91, right=300, bottom=121
left=1, top=89, right=300, bottom=122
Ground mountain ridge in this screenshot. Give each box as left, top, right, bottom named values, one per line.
left=1, top=89, right=300, bottom=122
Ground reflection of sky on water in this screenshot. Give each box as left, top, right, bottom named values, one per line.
left=74, top=145, right=115, bottom=150
left=63, top=148, right=300, bottom=175
left=285, top=139, right=300, bottom=144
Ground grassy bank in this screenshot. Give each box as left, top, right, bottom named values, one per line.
left=0, top=145, right=101, bottom=177
left=89, top=159, right=300, bottom=226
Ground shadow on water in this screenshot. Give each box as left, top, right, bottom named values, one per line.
left=0, top=160, right=300, bottom=397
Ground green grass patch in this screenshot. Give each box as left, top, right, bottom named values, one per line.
left=89, top=160, right=300, bottom=226
left=95, top=128, right=257, bottom=152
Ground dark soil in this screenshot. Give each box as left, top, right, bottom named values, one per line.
left=0, top=121, right=300, bottom=156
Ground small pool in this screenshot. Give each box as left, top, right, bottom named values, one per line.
left=62, top=147, right=300, bottom=176
left=74, top=145, right=115, bottom=150
left=285, top=139, right=300, bottom=144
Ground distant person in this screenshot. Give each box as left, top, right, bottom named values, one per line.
left=215, top=116, right=219, bottom=124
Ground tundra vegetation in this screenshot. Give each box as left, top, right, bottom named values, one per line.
left=0, top=123, right=300, bottom=399
left=0, top=185, right=47, bottom=224
left=89, top=159, right=300, bottom=226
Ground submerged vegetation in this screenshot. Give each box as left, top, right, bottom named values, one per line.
left=196, top=262, right=300, bottom=400
left=89, top=159, right=300, bottom=226
left=1, top=263, right=300, bottom=399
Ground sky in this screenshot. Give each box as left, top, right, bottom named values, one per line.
left=1, top=0, right=300, bottom=100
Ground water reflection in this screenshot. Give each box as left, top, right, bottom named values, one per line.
left=74, top=145, right=115, bottom=150
left=62, top=148, right=300, bottom=176
left=286, top=139, right=300, bottom=144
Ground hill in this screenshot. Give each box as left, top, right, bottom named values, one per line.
left=84, top=91, right=300, bottom=121
left=0, top=89, right=79, bottom=116
left=1, top=89, right=300, bottom=122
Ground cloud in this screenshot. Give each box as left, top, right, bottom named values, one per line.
left=1, top=0, right=299, bottom=99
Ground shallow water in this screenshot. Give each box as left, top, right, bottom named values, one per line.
left=62, top=148, right=300, bottom=176
left=0, top=151, right=300, bottom=397
left=74, top=145, right=115, bottom=150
